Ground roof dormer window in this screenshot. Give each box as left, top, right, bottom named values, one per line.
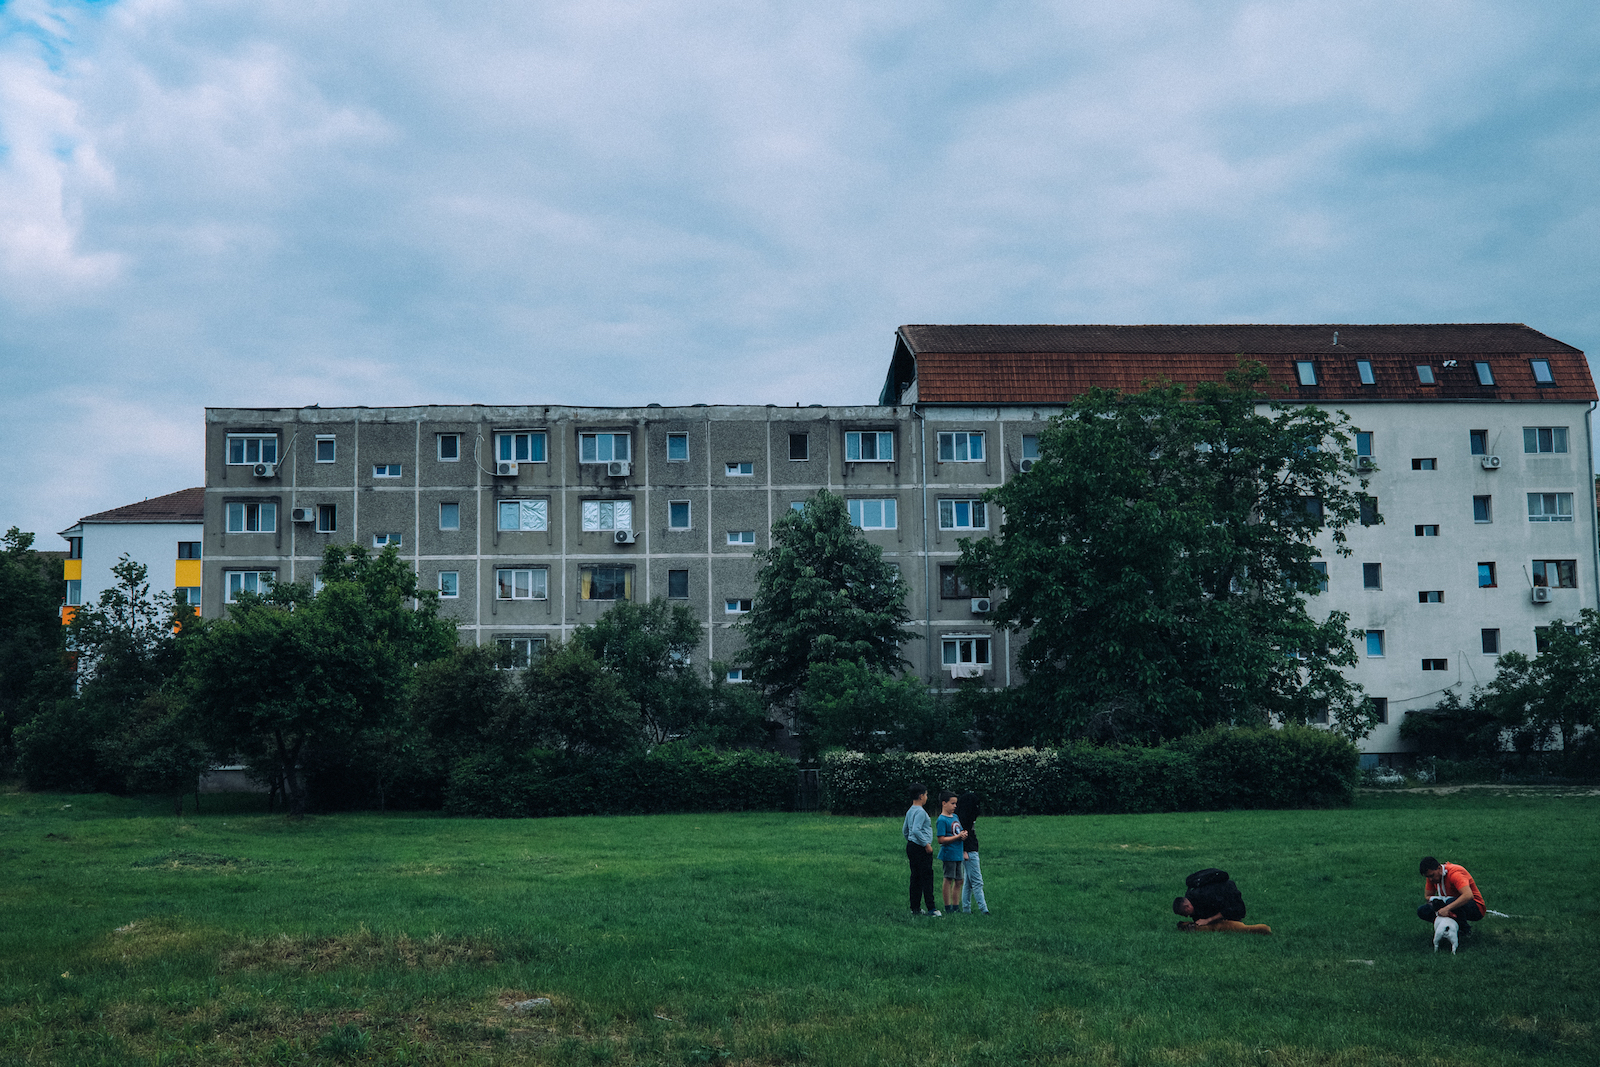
left=1294, top=361, right=1317, bottom=386
left=1530, top=359, right=1555, bottom=385
left=1474, top=362, right=1495, bottom=386
left=1415, top=365, right=1436, bottom=385
left=1356, top=360, right=1375, bottom=385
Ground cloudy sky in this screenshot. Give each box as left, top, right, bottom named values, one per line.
left=3, top=0, right=1599, bottom=539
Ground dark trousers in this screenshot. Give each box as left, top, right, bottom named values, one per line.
left=1418, top=897, right=1485, bottom=924
left=906, top=841, right=936, bottom=912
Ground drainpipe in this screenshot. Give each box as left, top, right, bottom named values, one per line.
left=1589, top=401, right=1599, bottom=616
left=914, top=402, right=933, bottom=680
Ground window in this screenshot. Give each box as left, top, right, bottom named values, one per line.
left=579, top=433, right=629, bottom=463
left=315, top=436, right=336, bottom=463
left=1422, top=658, right=1448, bottom=671
left=1528, top=493, right=1574, bottom=522
left=497, top=432, right=548, bottom=464
left=848, top=498, right=897, bottom=530
left=725, top=598, right=753, bottom=614
left=439, top=571, right=459, bottom=598
left=1356, top=361, right=1375, bottom=385
left=1416, top=365, right=1436, bottom=385
left=669, top=501, right=691, bottom=529
left=940, top=565, right=974, bottom=599
left=1523, top=427, right=1569, bottom=454
left=1474, top=362, right=1495, bottom=386
left=1359, top=496, right=1380, bottom=525
left=1021, top=435, right=1040, bottom=461
left=66, top=537, right=82, bottom=560
left=226, top=434, right=278, bottom=465
left=1355, top=432, right=1373, bottom=458
left=373, top=533, right=402, bottom=548
left=580, top=566, right=631, bottom=601
left=1473, top=496, right=1492, bottom=523
left=1366, top=630, right=1384, bottom=657
left=496, top=567, right=549, bottom=600
left=667, top=570, right=689, bottom=599
left=1530, top=359, right=1554, bottom=384
left=64, top=579, right=81, bottom=606
left=1310, top=561, right=1328, bottom=592
left=941, top=636, right=992, bottom=667
left=667, top=433, right=689, bottom=461
left=1370, top=697, right=1388, bottom=724
left=1481, top=629, right=1499, bottom=655
left=1469, top=430, right=1488, bottom=455
left=937, top=432, right=985, bottom=462
left=845, top=431, right=893, bottom=462
left=1362, top=563, right=1382, bottom=590
left=373, top=464, right=402, bottom=478
left=1414, top=525, right=1438, bottom=537
left=225, top=502, right=276, bottom=533
left=437, top=502, right=460, bottom=531
left=175, top=586, right=200, bottom=608
left=1534, top=626, right=1576, bottom=653
left=790, top=501, right=806, bottom=512
left=725, top=462, right=754, bottom=476
left=581, top=500, right=631, bottom=532
left=1478, top=563, right=1496, bottom=588
left=939, top=499, right=987, bottom=530
left=1532, top=560, right=1577, bottom=588
left=1412, top=458, right=1436, bottom=471
left=316, top=504, right=336, bottom=533
left=225, top=571, right=274, bottom=602
left=178, top=542, right=202, bottom=559
left=500, top=499, right=548, bottom=531
left=494, top=636, right=546, bottom=669
left=438, top=434, right=460, bottom=461
left=727, top=530, right=755, bottom=545
left=789, top=433, right=809, bottom=461
left=1294, top=361, right=1317, bottom=386
left=1418, top=590, right=1443, bottom=603
left=725, top=668, right=746, bottom=682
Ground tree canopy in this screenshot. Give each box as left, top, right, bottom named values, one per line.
left=1473, top=609, right=1600, bottom=762
left=962, top=364, right=1376, bottom=745
left=0, top=528, right=70, bottom=771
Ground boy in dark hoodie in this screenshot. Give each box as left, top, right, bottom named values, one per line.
left=955, top=793, right=988, bottom=914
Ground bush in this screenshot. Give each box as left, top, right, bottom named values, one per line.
left=820, top=728, right=1359, bottom=816
left=443, top=745, right=797, bottom=817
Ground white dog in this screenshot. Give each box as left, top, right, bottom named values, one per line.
left=1433, top=914, right=1459, bottom=954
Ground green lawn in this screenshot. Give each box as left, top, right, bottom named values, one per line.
left=1, top=786, right=1595, bottom=1066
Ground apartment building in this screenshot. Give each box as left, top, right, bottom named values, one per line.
left=59, top=487, right=205, bottom=623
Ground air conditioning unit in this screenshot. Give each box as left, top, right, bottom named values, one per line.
left=252, top=462, right=277, bottom=478
left=1019, top=459, right=1035, bottom=473
left=971, top=597, right=992, bottom=614
left=496, top=461, right=519, bottom=476
left=290, top=507, right=315, bottom=523
left=613, top=529, right=637, bottom=545
left=1532, top=586, right=1552, bottom=604
left=1356, top=456, right=1375, bottom=471
left=1481, top=455, right=1501, bottom=470
left=607, top=460, right=632, bottom=477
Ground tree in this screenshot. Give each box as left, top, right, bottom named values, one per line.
left=572, top=598, right=705, bottom=743
left=184, top=544, right=457, bottom=815
left=0, top=528, right=71, bottom=772
left=1474, top=610, right=1600, bottom=771
left=962, top=364, right=1375, bottom=745
left=798, top=659, right=969, bottom=757
left=516, top=641, right=642, bottom=755
left=739, top=490, right=915, bottom=707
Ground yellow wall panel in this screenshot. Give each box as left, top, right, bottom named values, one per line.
left=174, top=560, right=202, bottom=586
left=64, top=559, right=81, bottom=580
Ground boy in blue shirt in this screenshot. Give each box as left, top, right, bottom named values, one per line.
left=935, top=791, right=969, bottom=913
left=902, top=784, right=938, bottom=916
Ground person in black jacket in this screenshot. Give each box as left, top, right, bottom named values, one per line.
left=1172, top=868, right=1271, bottom=933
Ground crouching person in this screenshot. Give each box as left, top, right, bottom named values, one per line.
left=1173, top=868, right=1272, bottom=934
left=1417, top=856, right=1486, bottom=931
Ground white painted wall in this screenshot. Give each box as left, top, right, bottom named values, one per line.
left=76, top=522, right=203, bottom=608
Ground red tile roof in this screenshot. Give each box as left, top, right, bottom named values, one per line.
left=78, top=488, right=205, bottom=525
left=891, top=324, right=1596, bottom=405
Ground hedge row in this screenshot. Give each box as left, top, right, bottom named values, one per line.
left=443, top=745, right=798, bottom=817
left=820, top=727, right=1359, bottom=815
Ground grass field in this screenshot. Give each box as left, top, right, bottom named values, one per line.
left=2, top=786, right=1596, bottom=1066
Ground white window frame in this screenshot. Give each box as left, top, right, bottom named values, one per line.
left=373, top=533, right=402, bottom=548
left=1294, top=361, right=1317, bottom=386
left=439, top=571, right=459, bottom=598
left=1523, top=427, right=1569, bottom=454
left=667, top=433, right=689, bottom=462
left=1365, top=630, right=1385, bottom=658
left=941, top=636, right=992, bottom=668
left=581, top=500, right=633, bottom=532
left=225, top=570, right=275, bottom=602
left=373, top=464, right=403, bottom=478
left=939, top=499, right=987, bottom=530
left=1527, top=493, right=1574, bottom=522
left=669, top=501, right=691, bottom=530
left=496, top=567, right=549, bottom=600
left=937, top=432, right=985, bottom=462
left=437, top=434, right=461, bottom=461
left=1473, top=495, right=1492, bottom=523
left=579, top=432, right=631, bottom=464
left=496, top=431, right=548, bottom=464
left=725, top=668, right=747, bottom=682
left=316, top=504, right=336, bottom=533
left=845, top=431, right=894, bottom=462
left=727, top=530, right=755, bottom=545
left=848, top=498, right=897, bottom=530
left=1021, top=435, right=1040, bottom=461
left=315, top=436, right=336, bottom=463
left=725, top=461, right=754, bottom=476
left=225, top=502, right=277, bottom=533
left=494, top=636, right=546, bottom=669
left=725, top=598, right=753, bottom=614
left=226, top=434, right=278, bottom=465
left=499, top=499, right=549, bottom=532
left=440, top=502, right=461, bottom=531
left=65, top=579, right=82, bottom=606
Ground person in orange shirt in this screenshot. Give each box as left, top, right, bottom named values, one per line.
left=1417, top=856, right=1486, bottom=931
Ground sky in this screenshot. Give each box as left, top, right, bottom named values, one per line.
left=3, top=0, right=1600, bottom=541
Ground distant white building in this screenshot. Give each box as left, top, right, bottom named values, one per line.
left=59, top=488, right=205, bottom=623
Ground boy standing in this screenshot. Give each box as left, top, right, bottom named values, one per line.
left=903, top=784, right=939, bottom=916
left=935, top=791, right=969, bottom=913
